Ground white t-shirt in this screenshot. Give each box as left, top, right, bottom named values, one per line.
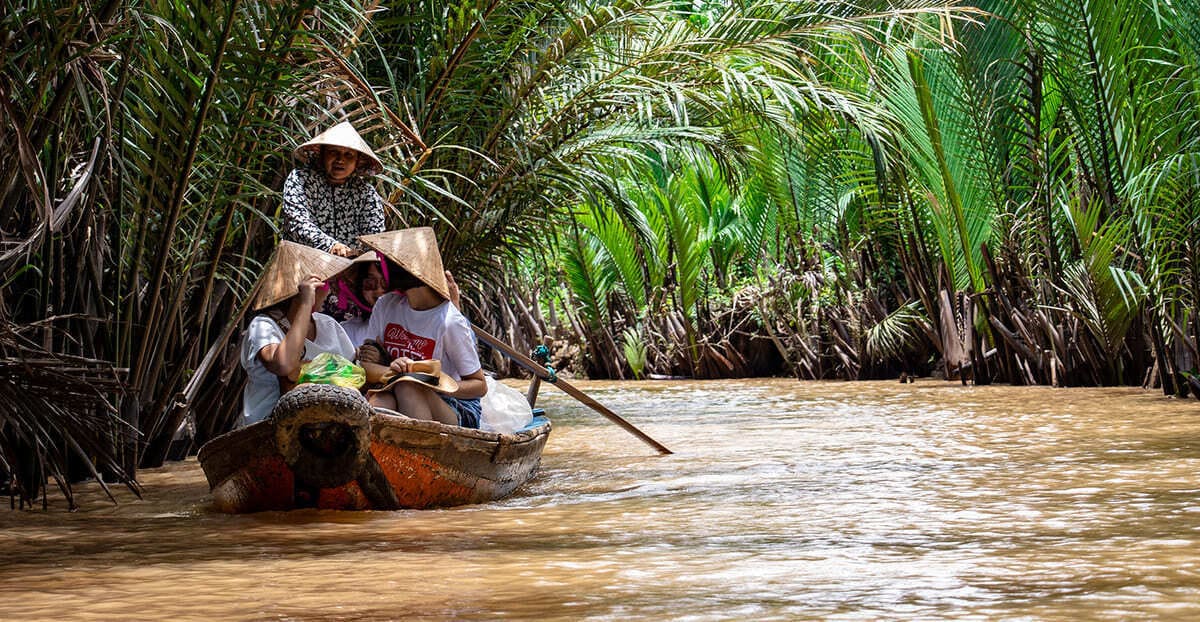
left=341, top=315, right=372, bottom=349
left=239, top=312, right=355, bottom=427
left=366, top=293, right=481, bottom=380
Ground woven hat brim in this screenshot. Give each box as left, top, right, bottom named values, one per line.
left=251, top=242, right=355, bottom=311
left=358, top=227, right=452, bottom=301
left=370, top=372, right=459, bottom=396
left=293, top=121, right=383, bottom=176
left=351, top=250, right=381, bottom=265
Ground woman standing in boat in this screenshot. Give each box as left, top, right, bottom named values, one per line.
left=282, top=121, right=386, bottom=258
left=357, top=227, right=487, bottom=428
left=239, top=242, right=356, bottom=428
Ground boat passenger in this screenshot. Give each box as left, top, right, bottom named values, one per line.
left=357, top=228, right=487, bottom=428
left=282, top=120, right=385, bottom=259
left=338, top=251, right=389, bottom=348
left=238, top=242, right=356, bottom=428
left=354, top=265, right=466, bottom=366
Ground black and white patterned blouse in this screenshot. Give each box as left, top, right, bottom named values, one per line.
left=281, top=167, right=385, bottom=251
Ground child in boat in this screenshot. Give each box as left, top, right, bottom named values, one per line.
left=357, top=227, right=487, bottom=428
left=239, top=242, right=356, bottom=428
left=338, top=251, right=388, bottom=348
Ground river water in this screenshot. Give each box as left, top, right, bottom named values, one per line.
left=2, top=379, right=1199, bottom=620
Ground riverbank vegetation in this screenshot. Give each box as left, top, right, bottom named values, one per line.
left=2, top=0, right=1196, bottom=506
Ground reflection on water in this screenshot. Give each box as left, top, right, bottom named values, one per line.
left=2, top=380, right=1199, bottom=620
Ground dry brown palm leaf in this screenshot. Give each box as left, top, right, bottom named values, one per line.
left=0, top=320, right=136, bottom=510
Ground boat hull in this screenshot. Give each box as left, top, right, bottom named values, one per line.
left=197, top=384, right=551, bottom=512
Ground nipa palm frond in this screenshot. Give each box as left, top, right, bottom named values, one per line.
left=864, top=300, right=927, bottom=362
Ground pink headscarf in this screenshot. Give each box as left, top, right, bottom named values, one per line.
left=334, top=251, right=388, bottom=315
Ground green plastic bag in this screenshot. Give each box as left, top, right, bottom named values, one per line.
left=296, top=352, right=366, bottom=389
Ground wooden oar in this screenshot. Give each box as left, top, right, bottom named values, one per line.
left=472, top=325, right=673, bottom=455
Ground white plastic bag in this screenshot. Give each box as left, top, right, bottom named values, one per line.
left=479, top=376, right=534, bottom=434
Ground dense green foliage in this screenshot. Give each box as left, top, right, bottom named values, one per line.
left=555, top=0, right=1199, bottom=391
left=1, top=0, right=1196, bottom=507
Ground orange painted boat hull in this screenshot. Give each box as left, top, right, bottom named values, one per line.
left=198, top=405, right=551, bottom=513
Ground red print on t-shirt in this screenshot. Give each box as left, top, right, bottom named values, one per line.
left=383, top=323, right=436, bottom=360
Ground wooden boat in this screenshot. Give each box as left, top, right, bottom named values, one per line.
left=197, top=383, right=551, bottom=513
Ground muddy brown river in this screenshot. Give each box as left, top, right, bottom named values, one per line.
left=2, top=379, right=1199, bottom=620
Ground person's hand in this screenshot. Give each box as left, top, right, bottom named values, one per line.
left=329, top=242, right=354, bottom=258
left=445, top=270, right=462, bottom=309
left=297, top=274, right=324, bottom=307
left=388, top=356, right=415, bottom=375
left=287, top=360, right=310, bottom=382
left=358, top=340, right=382, bottom=364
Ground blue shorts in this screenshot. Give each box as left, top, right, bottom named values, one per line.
left=440, top=396, right=481, bottom=429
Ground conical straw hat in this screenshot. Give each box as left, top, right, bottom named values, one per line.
left=293, top=121, right=383, bottom=176
left=251, top=241, right=355, bottom=311
left=358, top=227, right=451, bottom=301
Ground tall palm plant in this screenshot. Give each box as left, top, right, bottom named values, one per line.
left=996, top=0, right=1199, bottom=389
